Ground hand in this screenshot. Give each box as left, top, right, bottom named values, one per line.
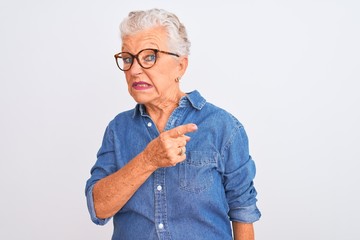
left=143, top=123, right=198, bottom=169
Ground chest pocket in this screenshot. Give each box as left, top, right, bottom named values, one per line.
left=179, top=151, right=218, bottom=193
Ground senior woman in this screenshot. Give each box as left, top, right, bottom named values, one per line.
left=85, top=8, right=261, bottom=240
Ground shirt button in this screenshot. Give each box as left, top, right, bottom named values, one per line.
left=157, top=185, right=162, bottom=191
left=147, top=122, right=152, bottom=127
left=158, top=223, right=164, bottom=229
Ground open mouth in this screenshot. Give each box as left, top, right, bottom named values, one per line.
left=132, top=81, right=152, bottom=90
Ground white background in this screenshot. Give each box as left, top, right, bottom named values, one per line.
left=1, top=0, right=359, bottom=239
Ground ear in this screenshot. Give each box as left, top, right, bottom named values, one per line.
left=177, top=56, right=188, bottom=77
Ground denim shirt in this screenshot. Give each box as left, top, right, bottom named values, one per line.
left=85, top=90, right=261, bottom=240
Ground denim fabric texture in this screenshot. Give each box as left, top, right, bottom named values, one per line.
left=85, top=90, right=261, bottom=240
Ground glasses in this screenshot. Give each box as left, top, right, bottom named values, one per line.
left=114, top=48, right=180, bottom=71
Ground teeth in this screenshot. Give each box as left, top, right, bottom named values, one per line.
left=137, top=84, right=148, bottom=87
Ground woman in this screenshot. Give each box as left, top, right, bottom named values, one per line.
left=85, top=8, right=261, bottom=240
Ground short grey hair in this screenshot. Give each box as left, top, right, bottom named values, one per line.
left=119, top=8, right=191, bottom=56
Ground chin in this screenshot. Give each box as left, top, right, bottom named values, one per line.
left=131, top=95, right=150, bottom=105
left=130, top=91, right=158, bottom=105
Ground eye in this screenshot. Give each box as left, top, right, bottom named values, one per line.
left=122, top=57, right=133, bottom=64
left=143, top=53, right=156, bottom=62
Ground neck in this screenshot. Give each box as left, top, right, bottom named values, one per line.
left=145, top=91, right=186, bottom=132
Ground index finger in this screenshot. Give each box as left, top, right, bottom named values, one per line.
left=167, top=123, right=198, bottom=138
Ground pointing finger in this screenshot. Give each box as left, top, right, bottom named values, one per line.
left=167, top=124, right=198, bottom=138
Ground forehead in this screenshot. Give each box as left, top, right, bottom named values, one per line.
left=122, top=27, right=169, bottom=52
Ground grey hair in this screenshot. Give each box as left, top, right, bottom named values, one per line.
left=119, top=8, right=191, bottom=56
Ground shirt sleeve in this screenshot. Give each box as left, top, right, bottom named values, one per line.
left=85, top=184, right=111, bottom=225
left=85, top=124, right=117, bottom=225
left=222, top=119, right=261, bottom=223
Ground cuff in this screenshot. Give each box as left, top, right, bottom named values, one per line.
left=86, top=184, right=111, bottom=225
left=229, top=204, right=261, bottom=223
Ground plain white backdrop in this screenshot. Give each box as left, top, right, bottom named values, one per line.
left=1, top=0, right=359, bottom=239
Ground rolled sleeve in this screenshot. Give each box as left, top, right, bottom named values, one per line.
left=86, top=184, right=111, bottom=225
left=229, top=204, right=261, bottom=223
left=85, top=124, right=116, bottom=225
left=222, top=120, right=261, bottom=223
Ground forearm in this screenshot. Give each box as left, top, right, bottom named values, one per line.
left=93, top=151, right=156, bottom=219
left=232, top=222, right=255, bottom=240
left=92, top=124, right=196, bottom=219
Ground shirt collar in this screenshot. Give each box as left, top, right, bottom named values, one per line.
left=180, top=90, right=206, bottom=110
left=133, top=90, right=206, bottom=118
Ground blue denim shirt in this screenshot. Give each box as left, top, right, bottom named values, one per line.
left=85, top=90, right=261, bottom=240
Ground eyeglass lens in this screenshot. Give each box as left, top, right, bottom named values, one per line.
left=117, top=49, right=157, bottom=71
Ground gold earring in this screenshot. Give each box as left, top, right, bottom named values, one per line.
left=175, top=76, right=181, bottom=82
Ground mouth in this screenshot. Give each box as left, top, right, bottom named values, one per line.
left=132, top=81, right=152, bottom=90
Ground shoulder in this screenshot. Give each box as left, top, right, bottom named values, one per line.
left=107, top=108, right=136, bottom=130
left=188, top=90, right=243, bottom=128
left=202, top=101, right=244, bottom=129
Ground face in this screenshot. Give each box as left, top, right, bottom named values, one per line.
left=121, top=27, right=188, bottom=106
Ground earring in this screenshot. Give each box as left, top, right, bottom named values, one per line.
left=175, top=76, right=181, bottom=82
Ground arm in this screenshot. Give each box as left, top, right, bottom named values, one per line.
left=232, top=222, right=255, bottom=240
left=92, top=123, right=197, bottom=219
left=222, top=123, right=261, bottom=235
left=93, top=151, right=156, bottom=219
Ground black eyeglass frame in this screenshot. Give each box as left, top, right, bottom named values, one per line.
left=114, top=48, right=180, bottom=71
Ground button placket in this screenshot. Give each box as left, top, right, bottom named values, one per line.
left=154, top=168, right=169, bottom=237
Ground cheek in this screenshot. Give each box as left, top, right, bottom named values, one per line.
left=152, top=66, right=176, bottom=82
left=124, top=72, right=131, bottom=81
left=124, top=74, right=133, bottom=92
left=124, top=73, right=133, bottom=86
left=151, top=73, right=173, bottom=88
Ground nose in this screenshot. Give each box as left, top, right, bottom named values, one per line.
left=128, top=57, right=143, bottom=75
